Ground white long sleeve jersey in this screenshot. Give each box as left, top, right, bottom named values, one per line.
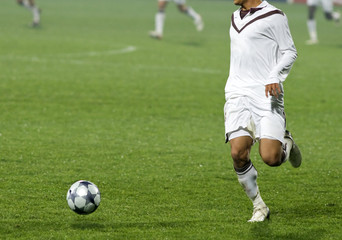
left=225, top=1, right=297, bottom=103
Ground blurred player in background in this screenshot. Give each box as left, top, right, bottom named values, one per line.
left=149, top=0, right=204, bottom=39
left=224, top=0, right=302, bottom=222
left=17, top=0, right=41, bottom=27
left=306, top=0, right=340, bottom=44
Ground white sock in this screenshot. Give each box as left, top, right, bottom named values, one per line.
left=283, top=138, right=293, bottom=161
left=32, top=6, right=40, bottom=23
left=186, top=7, right=200, bottom=21
left=252, top=190, right=265, bottom=208
left=236, top=161, right=263, bottom=205
left=155, top=12, right=165, bottom=35
left=21, top=0, right=40, bottom=23
left=307, top=19, right=318, bottom=41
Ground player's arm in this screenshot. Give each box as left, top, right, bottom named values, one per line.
left=266, top=13, right=297, bottom=98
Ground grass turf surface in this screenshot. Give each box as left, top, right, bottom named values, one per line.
left=0, top=0, right=341, bottom=239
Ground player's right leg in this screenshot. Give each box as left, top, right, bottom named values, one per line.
left=229, top=134, right=270, bottom=222
left=306, top=1, right=318, bottom=44
left=224, top=98, right=270, bottom=222
left=149, top=0, right=168, bottom=39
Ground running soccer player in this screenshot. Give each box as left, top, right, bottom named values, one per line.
left=306, top=0, right=340, bottom=44
left=149, top=0, right=204, bottom=39
left=224, top=0, right=302, bottom=222
left=17, top=0, right=41, bottom=27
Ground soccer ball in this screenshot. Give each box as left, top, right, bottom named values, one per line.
left=66, top=180, right=101, bottom=215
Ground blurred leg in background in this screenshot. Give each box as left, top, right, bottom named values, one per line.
left=17, top=0, right=41, bottom=27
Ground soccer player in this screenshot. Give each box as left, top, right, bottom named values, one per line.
left=306, top=0, right=340, bottom=44
left=224, top=0, right=302, bottom=222
left=17, top=0, right=41, bottom=27
left=149, top=0, right=204, bottom=39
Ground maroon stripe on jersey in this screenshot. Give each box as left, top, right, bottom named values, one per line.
left=231, top=10, right=284, bottom=34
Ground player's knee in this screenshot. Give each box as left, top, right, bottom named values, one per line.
left=261, top=151, right=282, bottom=167
left=231, top=148, right=249, bottom=166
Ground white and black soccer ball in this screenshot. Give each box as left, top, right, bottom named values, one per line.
left=66, top=180, right=101, bottom=215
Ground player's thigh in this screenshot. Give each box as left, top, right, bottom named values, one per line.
left=258, top=111, right=285, bottom=164
left=322, top=0, right=333, bottom=13
left=224, top=97, right=252, bottom=140
left=259, top=111, right=285, bottom=144
left=307, top=0, right=319, bottom=6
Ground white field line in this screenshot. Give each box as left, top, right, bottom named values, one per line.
left=0, top=45, right=137, bottom=61
left=59, top=46, right=137, bottom=57
left=134, top=64, right=223, bottom=75
left=1, top=46, right=224, bottom=75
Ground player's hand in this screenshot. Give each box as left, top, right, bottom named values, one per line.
left=265, top=83, right=282, bottom=98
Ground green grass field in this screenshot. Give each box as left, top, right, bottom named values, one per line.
left=0, top=0, right=341, bottom=239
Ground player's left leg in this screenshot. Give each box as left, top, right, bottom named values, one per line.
left=29, top=0, right=40, bottom=26
left=258, top=111, right=302, bottom=167
left=176, top=2, right=204, bottom=31
left=306, top=5, right=318, bottom=44
left=284, top=130, right=302, bottom=168
left=18, top=0, right=40, bottom=26
left=259, top=139, right=284, bottom=167
left=149, top=0, right=168, bottom=39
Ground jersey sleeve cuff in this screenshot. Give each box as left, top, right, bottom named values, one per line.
left=266, top=77, right=280, bottom=85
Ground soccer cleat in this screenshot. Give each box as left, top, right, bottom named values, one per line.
left=32, top=21, right=40, bottom=27
left=149, top=31, right=162, bottom=40
left=284, top=130, right=302, bottom=168
left=332, top=11, right=340, bottom=23
left=305, top=39, right=318, bottom=45
left=194, top=16, right=204, bottom=31
left=248, top=204, right=270, bottom=222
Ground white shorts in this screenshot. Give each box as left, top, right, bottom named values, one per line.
left=224, top=96, right=286, bottom=144
left=307, top=0, right=333, bottom=12
left=159, top=0, right=186, bottom=4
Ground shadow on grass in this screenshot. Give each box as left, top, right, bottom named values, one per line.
left=71, top=222, right=106, bottom=230
left=279, top=201, right=339, bottom=219
left=181, top=41, right=202, bottom=47
left=249, top=223, right=327, bottom=240
left=246, top=201, right=338, bottom=240
left=166, top=38, right=203, bottom=47
left=112, top=220, right=199, bottom=230
left=71, top=220, right=199, bottom=231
